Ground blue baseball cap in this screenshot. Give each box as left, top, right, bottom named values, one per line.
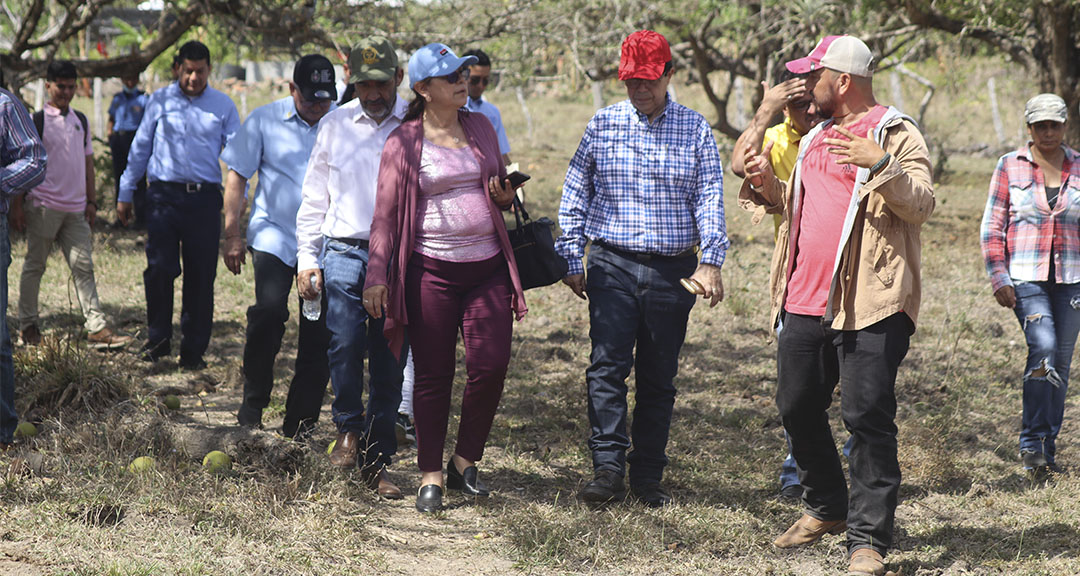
left=407, top=43, right=478, bottom=89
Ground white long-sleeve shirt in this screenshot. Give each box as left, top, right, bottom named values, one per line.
left=296, top=97, right=408, bottom=271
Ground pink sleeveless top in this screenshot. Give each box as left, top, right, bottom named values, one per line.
left=414, top=139, right=501, bottom=262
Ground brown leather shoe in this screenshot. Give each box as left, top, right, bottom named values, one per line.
left=88, top=327, right=134, bottom=350
left=364, top=467, right=403, bottom=500
left=773, top=514, right=847, bottom=548
left=328, top=432, right=361, bottom=468
left=847, top=548, right=886, bottom=576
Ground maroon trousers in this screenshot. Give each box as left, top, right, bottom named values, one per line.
left=405, top=252, right=513, bottom=472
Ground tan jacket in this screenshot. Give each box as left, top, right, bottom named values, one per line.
left=739, top=107, right=935, bottom=332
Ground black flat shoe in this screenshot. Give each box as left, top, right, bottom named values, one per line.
left=578, top=469, right=626, bottom=505
left=631, top=483, right=672, bottom=508
left=416, top=484, right=443, bottom=513
left=446, top=458, right=490, bottom=497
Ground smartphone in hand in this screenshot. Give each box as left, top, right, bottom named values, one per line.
left=506, top=170, right=531, bottom=189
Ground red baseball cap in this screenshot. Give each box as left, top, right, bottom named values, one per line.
left=786, top=35, right=875, bottom=77
left=618, top=30, right=671, bottom=81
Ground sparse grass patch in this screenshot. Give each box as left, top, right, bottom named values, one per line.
left=14, top=335, right=133, bottom=416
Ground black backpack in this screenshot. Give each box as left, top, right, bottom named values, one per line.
left=32, top=108, right=89, bottom=148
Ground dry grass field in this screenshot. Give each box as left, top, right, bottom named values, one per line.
left=1, top=55, right=1078, bottom=575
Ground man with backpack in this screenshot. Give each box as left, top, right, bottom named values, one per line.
left=10, top=60, right=132, bottom=349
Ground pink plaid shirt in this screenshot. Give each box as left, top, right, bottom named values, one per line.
left=981, top=144, right=1080, bottom=292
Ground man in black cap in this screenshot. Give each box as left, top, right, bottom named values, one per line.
left=220, top=55, right=337, bottom=437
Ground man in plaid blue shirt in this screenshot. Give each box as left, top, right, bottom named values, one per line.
left=1, top=81, right=48, bottom=450
left=555, top=30, right=728, bottom=508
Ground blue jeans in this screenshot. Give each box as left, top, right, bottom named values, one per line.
left=1011, top=280, right=1080, bottom=463
left=584, top=244, right=697, bottom=486
left=0, top=217, right=15, bottom=443
left=322, top=239, right=405, bottom=468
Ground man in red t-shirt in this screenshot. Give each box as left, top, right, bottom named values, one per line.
left=741, top=35, right=935, bottom=576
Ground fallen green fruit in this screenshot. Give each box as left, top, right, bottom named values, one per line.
left=129, top=456, right=155, bottom=473
left=14, top=422, right=37, bottom=438
left=163, top=395, right=181, bottom=410
left=202, top=450, right=232, bottom=473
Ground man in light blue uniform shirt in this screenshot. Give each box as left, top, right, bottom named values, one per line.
left=118, top=40, right=240, bottom=369
left=107, top=72, right=148, bottom=226
left=462, top=49, right=511, bottom=165
left=220, top=55, right=335, bottom=438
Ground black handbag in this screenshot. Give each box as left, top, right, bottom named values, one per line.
left=508, top=196, right=568, bottom=290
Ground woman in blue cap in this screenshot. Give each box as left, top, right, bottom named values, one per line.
left=363, top=43, right=527, bottom=513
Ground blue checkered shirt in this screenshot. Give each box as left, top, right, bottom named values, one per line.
left=556, top=98, right=727, bottom=276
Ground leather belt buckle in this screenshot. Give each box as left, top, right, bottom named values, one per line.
left=184, top=183, right=199, bottom=193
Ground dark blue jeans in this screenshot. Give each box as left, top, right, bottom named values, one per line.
left=144, top=183, right=222, bottom=363
left=322, top=238, right=404, bottom=468
left=585, top=245, right=697, bottom=486
left=0, top=217, right=15, bottom=443
left=776, top=311, right=911, bottom=557
left=1011, top=280, right=1080, bottom=463
left=241, top=250, right=331, bottom=438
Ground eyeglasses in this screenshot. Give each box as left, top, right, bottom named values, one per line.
left=469, top=75, right=490, bottom=87
left=624, top=77, right=664, bottom=91
left=437, top=66, right=471, bottom=84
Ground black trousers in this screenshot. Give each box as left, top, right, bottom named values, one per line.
left=776, top=311, right=911, bottom=557
left=144, top=183, right=221, bottom=363
left=108, top=131, right=147, bottom=226
left=241, top=250, right=331, bottom=437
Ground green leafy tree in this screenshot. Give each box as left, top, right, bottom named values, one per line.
left=897, top=0, right=1080, bottom=141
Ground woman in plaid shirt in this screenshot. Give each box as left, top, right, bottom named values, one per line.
left=981, top=93, right=1080, bottom=479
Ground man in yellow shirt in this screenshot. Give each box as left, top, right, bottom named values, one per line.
left=731, top=69, right=820, bottom=500
left=732, top=71, right=819, bottom=236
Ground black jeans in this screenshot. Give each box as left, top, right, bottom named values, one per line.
left=109, top=131, right=146, bottom=226
left=144, top=183, right=222, bottom=363
left=241, top=250, right=331, bottom=437
left=585, top=245, right=697, bottom=486
left=776, top=311, right=911, bottom=557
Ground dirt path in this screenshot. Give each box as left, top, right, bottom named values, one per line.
left=136, top=363, right=523, bottom=575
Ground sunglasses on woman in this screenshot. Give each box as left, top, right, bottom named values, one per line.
left=437, top=66, right=471, bottom=84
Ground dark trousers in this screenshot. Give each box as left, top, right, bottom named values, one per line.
left=584, top=245, right=697, bottom=486
left=776, top=311, right=911, bottom=557
left=322, top=238, right=404, bottom=468
left=109, top=131, right=146, bottom=226
left=0, top=217, right=15, bottom=444
left=405, top=252, right=513, bottom=473
left=144, top=183, right=221, bottom=363
left=242, top=250, right=331, bottom=437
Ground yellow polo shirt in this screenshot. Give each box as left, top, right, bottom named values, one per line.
left=763, top=117, right=803, bottom=235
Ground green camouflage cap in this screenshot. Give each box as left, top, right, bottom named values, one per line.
left=348, top=36, right=398, bottom=83
left=1024, top=93, right=1068, bottom=125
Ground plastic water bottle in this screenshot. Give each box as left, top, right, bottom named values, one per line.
left=302, top=273, right=321, bottom=321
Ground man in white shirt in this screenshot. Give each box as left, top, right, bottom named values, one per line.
left=295, top=36, right=407, bottom=499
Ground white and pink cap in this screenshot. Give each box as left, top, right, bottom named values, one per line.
left=785, top=35, right=875, bottom=77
